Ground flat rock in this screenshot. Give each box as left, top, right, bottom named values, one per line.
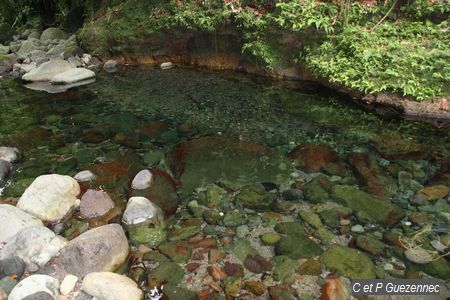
left=0, top=204, right=42, bottom=244
left=0, top=225, right=67, bottom=271
left=7, top=275, right=59, bottom=300
left=50, top=68, right=95, bottom=84
left=122, top=196, right=164, bottom=226
left=81, top=272, right=143, bottom=300
left=0, top=146, right=19, bottom=163
left=80, top=189, right=114, bottom=219
left=22, top=59, right=75, bottom=82
left=17, top=174, right=80, bottom=223
left=57, top=224, right=129, bottom=277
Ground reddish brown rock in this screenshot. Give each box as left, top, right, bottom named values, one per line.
left=347, top=152, right=397, bottom=198
left=186, top=262, right=200, bottom=272
left=288, top=144, right=337, bottom=173
left=131, top=168, right=179, bottom=216
left=208, top=265, right=228, bottom=281
left=138, top=121, right=167, bottom=138
left=244, top=280, right=266, bottom=296
left=80, top=189, right=114, bottom=219
left=189, top=237, right=218, bottom=250
left=321, top=278, right=350, bottom=300
left=224, top=262, right=244, bottom=277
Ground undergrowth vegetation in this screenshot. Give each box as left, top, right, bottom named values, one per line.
left=1, top=0, right=449, bottom=100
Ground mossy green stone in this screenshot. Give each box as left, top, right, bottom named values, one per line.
left=410, top=257, right=450, bottom=280
left=275, top=234, right=322, bottom=259
left=223, top=211, right=246, bottom=227
left=148, top=261, right=184, bottom=285
left=169, top=224, right=201, bottom=241
left=228, top=239, right=259, bottom=262
left=273, top=255, right=297, bottom=283
left=274, top=222, right=306, bottom=236
left=236, top=183, right=275, bottom=211
left=201, top=185, right=226, bottom=208
left=128, top=226, right=166, bottom=248
left=303, top=177, right=330, bottom=203
left=320, top=244, right=376, bottom=279
left=261, top=232, right=281, bottom=245
left=298, top=211, right=323, bottom=228
left=331, top=185, right=405, bottom=227
left=163, top=284, right=197, bottom=300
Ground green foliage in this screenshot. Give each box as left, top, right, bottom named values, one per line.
left=307, top=20, right=449, bottom=100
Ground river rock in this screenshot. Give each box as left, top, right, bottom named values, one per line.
left=74, top=170, right=96, bottom=182
left=22, top=59, right=75, bottom=82
left=17, top=174, right=80, bottom=223
left=131, top=169, right=178, bottom=216
left=0, top=256, right=25, bottom=278
left=167, top=136, right=290, bottom=196
left=274, top=234, right=322, bottom=259
left=321, top=245, right=376, bottom=279
left=0, top=146, right=19, bottom=162
left=57, top=224, right=129, bottom=277
left=122, top=197, right=164, bottom=226
left=103, top=59, right=118, bottom=70
left=413, top=185, right=450, bottom=202
left=16, top=39, right=41, bottom=60
left=131, top=169, right=153, bottom=190
left=331, top=185, right=405, bottom=227
left=160, top=62, right=173, bottom=70
left=236, top=183, right=275, bottom=211
left=79, top=189, right=114, bottom=219
left=29, top=50, right=47, bottom=64
left=40, top=27, right=68, bottom=41
left=372, top=131, right=429, bottom=160
left=0, top=225, right=67, bottom=271
left=0, top=204, right=43, bottom=244
left=0, top=45, right=9, bottom=55
left=82, top=272, right=142, bottom=300
left=287, top=144, right=337, bottom=172
left=50, top=68, right=95, bottom=84
left=0, top=159, right=12, bottom=181
left=7, top=275, right=59, bottom=300
left=60, top=274, right=78, bottom=295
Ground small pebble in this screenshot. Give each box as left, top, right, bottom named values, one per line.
left=160, top=62, right=173, bottom=70
left=351, top=224, right=365, bottom=233
left=340, top=219, right=351, bottom=226
left=74, top=170, right=96, bottom=182
left=383, top=263, right=394, bottom=271
left=60, top=274, right=78, bottom=295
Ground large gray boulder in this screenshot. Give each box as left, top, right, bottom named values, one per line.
left=22, top=59, right=75, bottom=82
left=57, top=224, right=129, bottom=277
left=17, top=174, right=80, bottom=222
left=0, top=204, right=43, bottom=244
left=0, top=225, right=67, bottom=271
left=40, top=27, right=68, bottom=41
left=16, top=38, right=42, bottom=60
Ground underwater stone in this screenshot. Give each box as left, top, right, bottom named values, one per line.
left=103, top=59, right=118, bottom=70
left=74, top=170, right=96, bottom=182
left=80, top=189, right=114, bottom=219
left=160, top=62, right=173, bottom=70
left=123, top=196, right=165, bottom=226
left=235, top=183, right=275, bottom=211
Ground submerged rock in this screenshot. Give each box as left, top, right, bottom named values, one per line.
left=82, top=272, right=143, bottom=300
left=122, top=196, right=165, bottom=226
left=103, top=59, right=118, bottom=70
left=321, top=244, right=376, bottom=279
left=287, top=144, right=337, bottom=172
left=372, top=131, right=430, bottom=160
left=235, top=183, right=275, bottom=211
left=274, top=234, right=322, bottom=259
left=8, top=275, right=59, bottom=300
left=331, top=185, right=405, bottom=227
left=22, top=59, right=75, bottom=82
left=160, top=62, right=173, bottom=70
left=50, top=68, right=95, bottom=84
left=57, top=224, right=129, bottom=277
left=167, top=136, right=291, bottom=196
left=17, top=174, right=80, bottom=223
left=74, top=170, right=96, bottom=182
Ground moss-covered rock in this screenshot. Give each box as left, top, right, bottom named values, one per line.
left=331, top=185, right=405, bottom=227
left=273, top=255, right=297, bottom=283
left=320, top=244, right=376, bottom=279
left=275, top=234, right=322, bottom=259
left=274, top=222, right=306, bottom=236
left=303, top=176, right=331, bottom=203
left=148, top=261, right=184, bottom=286
left=128, top=226, right=166, bottom=248
left=236, top=183, right=275, bottom=211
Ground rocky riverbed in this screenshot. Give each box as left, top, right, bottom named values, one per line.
left=0, top=29, right=449, bottom=299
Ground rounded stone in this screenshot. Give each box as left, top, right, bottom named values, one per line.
left=131, top=169, right=153, bottom=190
left=8, top=275, right=59, bottom=300
left=261, top=232, right=281, bottom=245
left=74, top=170, right=96, bottom=182
left=80, top=189, right=114, bottom=219
left=81, top=272, right=143, bottom=300
left=122, top=196, right=165, bottom=226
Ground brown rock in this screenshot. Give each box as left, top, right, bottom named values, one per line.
left=288, top=144, right=337, bottom=172
left=224, top=262, right=244, bottom=277
left=190, top=237, right=217, bottom=249
left=321, top=278, right=350, bottom=300
left=298, top=259, right=321, bottom=276
left=209, top=249, right=226, bottom=264
left=186, top=263, right=200, bottom=272
left=243, top=255, right=272, bottom=274
left=80, top=189, right=114, bottom=219
left=415, top=185, right=450, bottom=201
left=244, top=280, right=266, bottom=296
left=208, top=265, right=227, bottom=281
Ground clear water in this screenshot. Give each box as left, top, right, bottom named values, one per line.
left=1, top=66, right=448, bottom=173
